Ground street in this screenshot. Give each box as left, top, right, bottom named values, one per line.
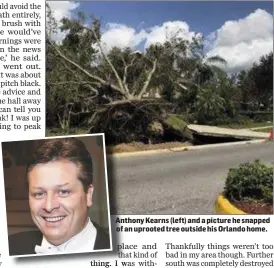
left=107, top=142, right=273, bottom=214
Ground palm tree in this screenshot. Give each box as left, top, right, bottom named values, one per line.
left=195, top=84, right=226, bottom=123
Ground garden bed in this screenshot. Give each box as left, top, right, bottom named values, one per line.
left=221, top=160, right=273, bottom=215
left=231, top=201, right=273, bottom=214
left=106, top=141, right=193, bottom=154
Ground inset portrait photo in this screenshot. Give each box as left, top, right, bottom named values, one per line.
left=1, top=134, right=112, bottom=257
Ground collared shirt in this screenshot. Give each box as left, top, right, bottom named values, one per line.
left=35, top=218, right=97, bottom=254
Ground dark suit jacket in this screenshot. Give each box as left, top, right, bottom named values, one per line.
left=8, top=222, right=110, bottom=256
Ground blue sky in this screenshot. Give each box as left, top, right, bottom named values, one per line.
left=49, top=1, right=273, bottom=73
left=78, top=1, right=273, bottom=36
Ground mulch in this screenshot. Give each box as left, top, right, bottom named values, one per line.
left=231, top=201, right=273, bottom=214
left=106, top=141, right=193, bottom=154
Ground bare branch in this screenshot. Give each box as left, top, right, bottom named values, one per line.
left=48, top=81, right=99, bottom=98
left=104, top=98, right=167, bottom=107
left=48, top=39, right=127, bottom=97
left=122, top=55, right=137, bottom=93
left=49, top=81, right=99, bottom=86
left=59, top=103, right=92, bottom=115
left=121, top=57, right=127, bottom=85
left=137, top=59, right=158, bottom=99
left=176, top=78, right=201, bottom=90
left=84, top=84, right=99, bottom=97
left=90, top=26, right=130, bottom=97
left=87, top=107, right=109, bottom=126
left=70, top=110, right=91, bottom=116
left=48, top=39, right=104, bottom=82
left=176, top=82, right=188, bottom=91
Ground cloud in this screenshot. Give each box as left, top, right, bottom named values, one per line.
left=206, top=9, right=273, bottom=73
left=100, top=23, right=147, bottom=52
left=47, top=1, right=79, bottom=21
left=46, top=3, right=198, bottom=55
left=100, top=20, right=200, bottom=53
left=47, top=4, right=272, bottom=73
left=144, top=21, right=200, bottom=48
left=46, top=1, right=80, bottom=42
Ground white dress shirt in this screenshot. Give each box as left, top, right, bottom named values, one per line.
left=35, top=218, right=97, bottom=254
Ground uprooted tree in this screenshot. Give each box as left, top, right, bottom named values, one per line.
left=46, top=5, right=227, bottom=144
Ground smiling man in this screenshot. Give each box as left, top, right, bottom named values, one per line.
left=8, top=138, right=110, bottom=256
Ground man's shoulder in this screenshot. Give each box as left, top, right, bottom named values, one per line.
left=9, top=230, right=42, bottom=256
left=93, top=222, right=111, bottom=250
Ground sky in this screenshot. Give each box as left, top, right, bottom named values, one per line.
left=47, top=1, right=273, bottom=73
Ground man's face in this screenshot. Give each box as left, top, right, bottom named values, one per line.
left=28, top=160, right=93, bottom=246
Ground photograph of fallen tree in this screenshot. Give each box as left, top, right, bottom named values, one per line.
left=46, top=1, right=273, bottom=214
left=46, top=2, right=272, bottom=149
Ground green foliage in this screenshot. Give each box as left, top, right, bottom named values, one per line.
left=206, top=115, right=234, bottom=126
left=165, top=114, right=193, bottom=140
left=180, top=113, right=196, bottom=124
left=253, top=114, right=273, bottom=123
left=237, top=52, right=273, bottom=111
left=207, top=115, right=253, bottom=127
left=231, top=115, right=253, bottom=126
left=224, top=160, right=273, bottom=204
left=166, top=114, right=188, bottom=128
left=194, top=84, right=226, bottom=123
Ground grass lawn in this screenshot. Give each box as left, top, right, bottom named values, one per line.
left=218, top=121, right=273, bottom=129
left=253, top=127, right=273, bottom=133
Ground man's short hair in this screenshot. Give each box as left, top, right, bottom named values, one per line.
left=26, top=138, right=93, bottom=192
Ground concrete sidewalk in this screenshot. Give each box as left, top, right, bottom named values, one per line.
left=188, top=124, right=269, bottom=139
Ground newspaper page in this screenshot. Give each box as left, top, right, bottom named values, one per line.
left=0, top=0, right=273, bottom=267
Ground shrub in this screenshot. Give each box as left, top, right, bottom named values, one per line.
left=253, top=115, right=265, bottom=123
left=180, top=113, right=196, bottom=124
left=224, top=160, right=273, bottom=204
left=233, top=115, right=253, bottom=126
left=204, top=114, right=253, bottom=126
left=254, top=114, right=273, bottom=123
left=208, top=115, right=232, bottom=126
